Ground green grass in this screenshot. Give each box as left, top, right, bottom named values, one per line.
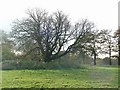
left=1, top=66, right=118, bottom=88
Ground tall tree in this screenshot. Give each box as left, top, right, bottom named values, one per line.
left=11, top=9, right=95, bottom=62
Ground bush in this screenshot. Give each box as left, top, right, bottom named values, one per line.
left=2, top=60, right=46, bottom=70
left=2, top=58, right=82, bottom=70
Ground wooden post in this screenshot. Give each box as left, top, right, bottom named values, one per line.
left=118, top=2, right=120, bottom=65
left=117, top=27, right=120, bottom=65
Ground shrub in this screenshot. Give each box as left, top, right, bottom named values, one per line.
left=2, top=60, right=44, bottom=70
left=2, top=58, right=82, bottom=70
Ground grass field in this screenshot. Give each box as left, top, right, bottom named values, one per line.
left=1, top=66, right=118, bottom=88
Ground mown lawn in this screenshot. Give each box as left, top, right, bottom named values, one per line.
left=1, top=66, right=118, bottom=88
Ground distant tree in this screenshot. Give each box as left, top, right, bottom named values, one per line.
left=98, top=29, right=113, bottom=65
left=83, top=30, right=107, bottom=65
left=88, top=30, right=101, bottom=65
left=69, top=28, right=107, bottom=65
left=1, top=30, right=15, bottom=60
left=71, top=31, right=94, bottom=64
left=11, top=9, right=95, bottom=62
left=115, top=27, right=120, bottom=65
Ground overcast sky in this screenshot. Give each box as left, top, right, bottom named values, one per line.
left=0, top=0, right=119, bottom=33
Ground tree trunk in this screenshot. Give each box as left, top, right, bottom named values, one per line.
left=109, top=45, right=112, bottom=65
left=109, top=56, right=112, bottom=65
left=93, top=52, right=96, bottom=65
left=83, top=54, right=85, bottom=64
left=93, top=41, right=96, bottom=65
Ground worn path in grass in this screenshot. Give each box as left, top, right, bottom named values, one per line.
left=1, top=66, right=118, bottom=88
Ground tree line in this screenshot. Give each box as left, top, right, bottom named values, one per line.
left=1, top=8, right=119, bottom=65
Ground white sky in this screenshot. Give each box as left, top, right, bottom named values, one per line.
left=0, top=0, right=119, bottom=33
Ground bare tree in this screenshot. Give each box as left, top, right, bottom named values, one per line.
left=99, top=29, right=115, bottom=65
left=83, top=30, right=108, bottom=65
left=11, top=9, right=94, bottom=62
